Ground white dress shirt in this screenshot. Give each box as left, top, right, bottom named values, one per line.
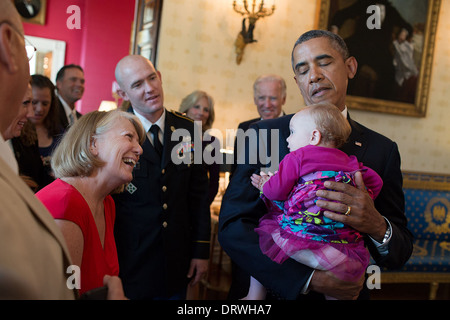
left=133, top=108, right=165, bottom=147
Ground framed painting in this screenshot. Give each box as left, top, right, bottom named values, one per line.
left=316, top=0, right=441, bottom=117
left=14, top=0, right=47, bottom=25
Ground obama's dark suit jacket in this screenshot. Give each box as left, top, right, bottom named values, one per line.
left=113, top=108, right=210, bottom=299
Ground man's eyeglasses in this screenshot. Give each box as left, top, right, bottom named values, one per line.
left=24, top=37, right=36, bottom=61
left=0, top=20, right=36, bottom=61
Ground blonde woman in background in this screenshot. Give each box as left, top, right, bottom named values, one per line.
left=179, top=90, right=219, bottom=206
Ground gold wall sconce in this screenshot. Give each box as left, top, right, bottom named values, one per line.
left=233, top=0, right=276, bottom=64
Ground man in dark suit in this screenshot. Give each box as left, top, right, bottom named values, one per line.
left=228, top=75, right=288, bottom=299
left=246, top=74, right=287, bottom=124
left=55, top=64, right=84, bottom=130
left=231, top=74, right=287, bottom=174
left=219, top=30, right=413, bottom=300
left=236, top=74, right=287, bottom=132
left=113, top=55, right=210, bottom=299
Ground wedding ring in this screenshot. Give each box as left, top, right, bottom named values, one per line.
left=344, top=206, right=351, bottom=216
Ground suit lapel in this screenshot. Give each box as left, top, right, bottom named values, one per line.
left=141, top=136, right=161, bottom=166
left=162, top=112, right=183, bottom=168
left=0, top=157, right=72, bottom=264
left=256, top=115, right=292, bottom=172
left=279, top=115, right=292, bottom=160
left=57, top=99, right=69, bottom=129
left=340, top=114, right=368, bottom=160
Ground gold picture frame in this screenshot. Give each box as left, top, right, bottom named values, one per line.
left=14, top=0, right=47, bottom=25
left=315, top=0, right=441, bottom=117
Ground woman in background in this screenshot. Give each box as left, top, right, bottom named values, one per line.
left=29, top=74, right=65, bottom=182
left=179, top=90, right=219, bottom=206
left=3, top=82, right=47, bottom=191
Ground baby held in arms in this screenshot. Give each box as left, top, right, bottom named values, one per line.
left=245, top=103, right=383, bottom=300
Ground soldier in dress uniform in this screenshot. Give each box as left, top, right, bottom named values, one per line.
left=113, top=55, right=211, bottom=299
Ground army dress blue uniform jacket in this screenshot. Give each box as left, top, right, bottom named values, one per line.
left=113, top=108, right=210, bottom=299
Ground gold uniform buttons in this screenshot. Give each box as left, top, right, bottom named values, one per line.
left=162, top=203, right=168, bottom=210
left=162, top=186, right=167, bottom=192
left=162, top=221, right=168, bottom=228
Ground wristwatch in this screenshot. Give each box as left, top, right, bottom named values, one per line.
left=381, top=217, right=392, bottom=244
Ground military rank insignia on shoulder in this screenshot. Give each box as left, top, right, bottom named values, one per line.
left=169, top=110, right=194, bottom=122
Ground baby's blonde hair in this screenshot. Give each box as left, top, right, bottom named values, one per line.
left=302, top=103, right=351, bottom=148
